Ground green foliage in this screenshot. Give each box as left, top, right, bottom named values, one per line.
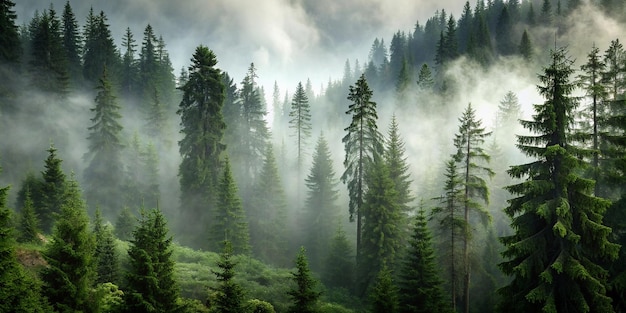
left=17, top=188, right=40, bottom=243
left=84, top=66, right=124, bottom=216
left=322, top=228, right=355, bottom=291
left=519, top=30, right=532, bottom=61
left=82, top=10, right=119, bottom=83
left=498, top=47, right=619, bottom=313
left=41, top=176, right=97, bottom=313
left=244, top=299, right=275, bottom=313
left=39, top=144, right=66, bottom=233
left=398, top=207, right=451, bottom=313
left=0, top=0, right=21, bottom=64
left=368, top=265, right=398, bottom=313
left=302, top=134, right=340, bottom=270
left=93, top=209, right=120, bottom=284
left=115, top=206, right=136, bottom=241
left=289, top=81, right=312, bottom=176
left=248, top=146, right=288, bottom=266
left=61, top=1, right=82, bottom=86
left=209, top=241, right=246, bottom=313
left=177, top=45, right=225, bottom=247
left=123, top=209, right=180, bottom=313
left=288, top=247, right=322, bottom=313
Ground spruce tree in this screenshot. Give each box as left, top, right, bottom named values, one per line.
left=209, top=158, right=250, bottom=254
left=384, top=116, right=413, bottom=231
left=453, top=103, right=493, bottom=313
left=39, top=144, right=66, bottom=233
left=0, top=167, right=50, bottom=313
left=289, top=81, right=312, bottom=201
left=416, top=63, right=434, bottom=90
left=41, top=176, right=96, bottom=313
left=498, top=47, right=619, bottom=313
left=322, top=228, right=355, bottom=291
left=177, top=45, right=226, bottom=246
left=341, top=74, right=381, bottom=259
left=123, top=209, right=180, bottom=313
left=84, top=66, right=124, bottom=217
left=120, top=27, right=137, bottom=97
left=398, top=207, right=451, bottom=313
left=0, top=0, right=20, bottom=64
left=358, top=153, right=402, bottom=295
left=82, top=11, right=119, bottom=83
left=210, top=241, right=245, bottom=313
left=248, top=146, right=288, bottom=266
left=519, top=30, right=532, bottom=61
left=61, top=1, right=81, bottom=85
left=287, top=247, right=321, bottom=313
left=17, top=188, right=40, bottom=243
left=368, top=265, right=399, bottom=313
left=302, top=134, right=340, bottom=271
left=93, top=209, right=119, bottom=285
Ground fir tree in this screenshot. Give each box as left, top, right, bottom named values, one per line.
left=287, top=247, right=321, bottom=313
left=84, top=66, right=124, bottom=216
left=368, top=265, right=399, bottom=313
left=289, top=81, right=312, bottom=201
left=416, top=63, right=434, bottom=90
left=177, top=45, right=225, bottom=247
left=498, top=47, right=619, bottom=313
left=209, top=158, right=250, bottom=254
left=93, top=209, right=119, bottom=285
left=82, top=11, right=119, bottom=83
left=384, top=116, right=413, bottom=229
left=341, top=74, right=381, bottom=259
left=0, top=166, right=50, bottom=313
left=495, top=6, right=515, bottom=56
left=123, top=209, right=180, bottom=313
left=0, top=0, right=21, bottom=64
left=322, top=227, right=355, bottom=291
left=210, top=241, right=245, bottom=313
left=120, top=27, right=137, bottom=97
left=61, top=1, right=81, bottom=86
left=41, top=176, right=96, bottom=313
left=302, top=134, right=340, bottom=271
left=39, top=143, right=66, bottom=233
left=398, top=207, right=451, bottom=313
left=114, top=206, right=136, bottom=241
left=17, top=188, right=40, bottom=243
left=519, top=29, right=533, bottom=61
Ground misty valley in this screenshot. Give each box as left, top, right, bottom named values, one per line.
left=1, top=0, right=626, bottom=312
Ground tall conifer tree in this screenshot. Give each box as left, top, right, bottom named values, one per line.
left=289, top=81, right=312, bottom=201
left=498, top=47, right=619, bottom=313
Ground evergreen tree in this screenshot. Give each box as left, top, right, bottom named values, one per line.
left=120, top=27, right=138, bottom=97
left=17, top=188, right=40, bottom=243
left=289, top=81, right=312, bottom=201
left=39, top=143, right=66, bottom=233
left=210, top=241, right=245, bottom=313
left=453, top=103, right=493, bottom=313
left=432, top=158, right=464, bottom=312
left=138, top=24, right=158, bottom=103
left=0, top=0, right=21, bottom=64
left=416, top=63, right=434, bottom=90
left=398, top=207, right=451, bottom=313
left=601, top=39, right=625, bottom=104
left=287, top=247, right=321, bottom=313
left=368, top=266, right=399, bottom=313
left=527, top=2, right=536, bottom=25
left=322, top=228, right=355, bottom=291
left=82, top=11, right=119, bottom=83
left=84, top=67, right=124, bottom=216
left=41, top=176, right=96, bottom=313
left=209, top=158, right=250, bottom=254
left=93, top=209, right=119, bottom=285
left=358, top=153, right=402, bottom=295
left=0, top=170, right=49, bottom=313
left=519, top=29, right=533, bottom=61
left=498, top=47, right=619, bottom=313
left=341, top=74, right=381, bottom=260
left=248, top=146, right=288, bottom=266
left=123, top=209, right=180, bottom=313
left=177, top=45, right=225, bottom=246
left=540, top=0, right=553, bottom=25
left=114, top=206, right=136, bottom=241
left=61, top=1, right=81, bottom=86
left=384, top=116, right=413, bottom=227
left=302, top=134, right=339, bottom=271
left=495, top=6, right=515, bottom=56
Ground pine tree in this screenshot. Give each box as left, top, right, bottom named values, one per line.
left=123, top=209, right=180, bottom=313
left=416, top=63, right=434, bottom=90
left=84, top=66, right=124, bottom=216
left=453, top=103, right=493, bottom=313
left=61, top=1, right=81, bottom=86
left=248, top=146, right=288, bottom=266
left=209, top=158, right=250, bottom=254
left=287, top=247, right=321, bottom=313
left=368, top=265, right=399, bottom=313
left=289, top=81, right=312, bottom=201
left=82, top=11, right=119, bottom=83
left=495, top=6, right=515, bottom=56
left=358, top=153, right=402, bottom=295
left=398, top=207, right=451, bottom=313
left=322, top=228, right=355, bottom=291
left=120, top=27, right=137, bottom=97
left=384, top=116, right=413, bottom=229
left=341, top=74, right=381, bottom=260
left=41, top=176, right=96, bottom=313
left=93, top=209, right=119, bottom=285
left=0, top=166, right=50, bottom=313
left=114, top=206, right=136, bottom=241
left=601, top=39, right=625, bottom=105
left=17, top=188, right=40, bottom=243
left=302, top=134, right=340, bottom=271
left=540, top=0, right=553, bottom=25
left=39, top=144, right=66, bottom=233
left=210, top=241, right=245, bottom=313
left=0, top=0, right=21, bottom=64
left=177, top=45, right=226, bottom=246
left=498, top=47, right=619, bottom=313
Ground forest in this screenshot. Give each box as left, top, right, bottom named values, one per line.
left=1, top=0, right=626, bottom=312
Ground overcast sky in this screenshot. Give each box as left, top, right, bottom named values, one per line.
left=15, top=0, right=462, bottom=93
